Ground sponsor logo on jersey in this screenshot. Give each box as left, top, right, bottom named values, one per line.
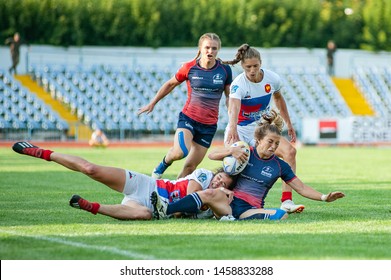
left=213, top=73, right=224, bottom=84
left=241, top=172, right=263, bottom=183
left=244, top=92, right=251, bottom=99
left=230, top=85, right=239, bottom=94
left=193, top=87, right=215, bottom=92
left=192, top=76, right=203, bottom=80
left=261, top=166, right=274, bottom=178
left=197, top=172, right=207, bottom=183
left=265, top=84, right=271, bottom=93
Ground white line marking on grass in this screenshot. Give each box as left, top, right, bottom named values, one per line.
left=0, top=229, right=156, bottom=259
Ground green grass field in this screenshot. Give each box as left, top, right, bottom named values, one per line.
left=1, top=145, right=390, bottom=260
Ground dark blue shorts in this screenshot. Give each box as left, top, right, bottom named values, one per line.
left=230, top=196, right=286, bottom=220
left=177, top=112, right=217, bottom=148
left=230, top=196, right=256, bottom=219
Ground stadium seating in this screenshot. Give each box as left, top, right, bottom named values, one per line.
left=275, top=66, right=352, bottom=119
left=7, top=63, right=391, bottom=141
left=353, top=66, right=391, bottom=116
left=31, top=64, right=185, bottom=134
left=0, top=69, right=69, bottom=134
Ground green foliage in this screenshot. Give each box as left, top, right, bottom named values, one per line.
left=1, top=145, right=391, bottom=260
left=1, top=0, right=390, bottom=50
left=362, top=0, right=391, bottom=51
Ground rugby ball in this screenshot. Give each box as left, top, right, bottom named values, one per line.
left=222, top=141, right=250, bottom=175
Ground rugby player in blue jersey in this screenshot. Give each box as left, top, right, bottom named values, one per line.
left=151, top=109, right=345, bottom=221
left=138, top=33, right=232, bottom=180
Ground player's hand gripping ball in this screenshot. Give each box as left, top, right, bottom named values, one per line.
left=223, top=141, right=250, bottom=175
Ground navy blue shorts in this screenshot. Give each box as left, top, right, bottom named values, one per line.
left=230, top=197, right=286, bottom=220
left=230, top=196, right=256, bottom=219
left=177, top=112, right=217, bottom=148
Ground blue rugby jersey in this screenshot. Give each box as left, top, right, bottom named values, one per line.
left=175, top=59, right=232, bottom=125
left=233, top=146, right=296, bottom=208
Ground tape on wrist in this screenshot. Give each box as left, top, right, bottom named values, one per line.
left=321, top=194, right=328, bottom=202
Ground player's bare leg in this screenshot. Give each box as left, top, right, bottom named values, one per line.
left=178, top=142, right=208, bottom=178
left=152, top=128, right=192, bottom=178
left=197, top=188, right=232, bottom=218
left=50, top=152, right=126, bottom=192
left=70, top=195, right=152, bottom=220
left=13, top=141, right=126, bottom=192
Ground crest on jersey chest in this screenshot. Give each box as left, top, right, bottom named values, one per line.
left=265, top=84, right=271, bottom=93
left=213, top=73, right=224, bottom=84
left=261, top=166, right=274, bottom=178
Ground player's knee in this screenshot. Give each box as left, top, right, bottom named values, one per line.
left=199, top=189, right=215, bottom=203
left=287, top=145, right=297, bottom=160
left=199, top=188, right=224, bottom=204
left=281, top=145, right=296, bottom=164
left=81, top=162, right=99, bottom=176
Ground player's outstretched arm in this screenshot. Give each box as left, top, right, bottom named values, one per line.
left=323, top=192, right=345, bottom=202
left=137, top=76, right=181, bottom=115
left=287, top=177, right=345, bottom=202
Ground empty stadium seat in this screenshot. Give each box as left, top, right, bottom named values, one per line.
left=0, top=70, right=69, bottom=134
left=353, top=66, right=391, bottom=116
left=10, top=63, right=390, bottom=141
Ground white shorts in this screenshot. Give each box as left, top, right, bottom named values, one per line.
left=121, top=170, right=157, bottom=210
left=224, top=124, right=257, bottom=147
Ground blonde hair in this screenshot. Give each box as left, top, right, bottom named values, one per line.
left=193, top=33, right=222, bottom=60
left=222, top=43, right=261, bottom=65
left=254, top=109, right=284, bottom=141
